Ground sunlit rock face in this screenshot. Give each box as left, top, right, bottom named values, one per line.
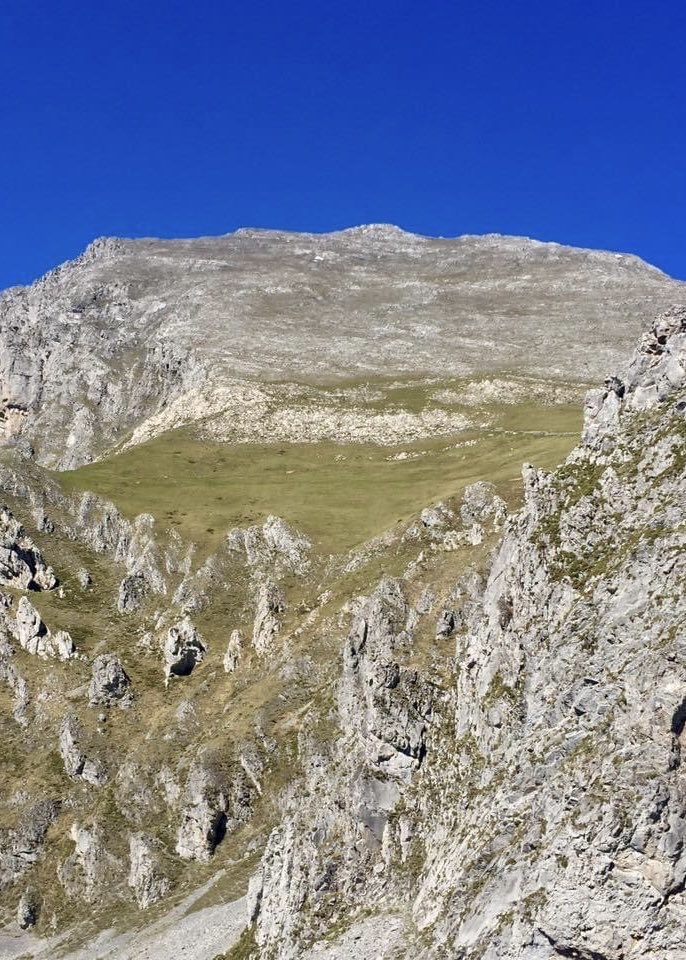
left=1, top=227, right=683, bottom=468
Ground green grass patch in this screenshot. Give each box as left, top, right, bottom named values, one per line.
left=57, top=401, right=581, bottom=555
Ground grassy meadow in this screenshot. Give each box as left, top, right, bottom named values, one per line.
left=57, top=396, right=582, bottom=555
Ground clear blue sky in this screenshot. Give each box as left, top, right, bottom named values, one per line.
left=1, top=0, right=685, bottom=288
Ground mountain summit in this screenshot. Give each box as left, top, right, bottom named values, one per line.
left=1, top=229, right=683, bottom=468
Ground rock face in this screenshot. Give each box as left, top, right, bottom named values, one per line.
left=224, top=629, right=244, bottom=673
left=0, top=801, right=58, bottom=890
left=163, top=618, right=206, bottom=682
left=16, top=890, right=37, bottom=929
left=341, top=578, right=432, bottom=777
left=58, top=822, right=119, bottom=903
left=88, top=654, right=132, bottom=708
left=14, top=596, right=76, bottom=660
left=246, top=307, right=686, bottom=958
left=0, top=636, right=29, bottom=726
left=175, top=765, right=227, bottom=863
left=0, top=507, right=56, bottom=590
left=128, top=833, right=169, bottom=908
left=117, top=573, right=146, bottom=613
left=1, top=229, right=683, bottom=468
left=252, top=581, right=286, bottom=654
left=227, top=516, right=311, bottom=578
left=58, top=716, right=106, bottom=785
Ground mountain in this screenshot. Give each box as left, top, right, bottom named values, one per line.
left=1, top=227, right=683, bottom=468
left=0, top=231, right=684, bottom=959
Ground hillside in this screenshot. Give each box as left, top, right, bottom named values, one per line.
left=0, top=233, right=684, bottom=959
left=1, top=227, right=683, bottom=468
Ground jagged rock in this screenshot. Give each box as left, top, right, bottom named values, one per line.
left=262, top=516, right=311, bottom=571
left=89, top=654, right=132, bottom=708
left=77, top=567, right=92, bottom=589
left=58, top=716, right=106, bottom=785
left=0, top=800, right=59, bottom=889
left=14, top=596, right=47, bottom=651
left=175, top=765, right=227, bottom=862
left=227, top=515, right=311, bottom=576
left=415, top=588, right=435, bottom=615
left=16, top=890, right=37, bottom=929
left=0, top=636, right=29, bottom=726
left=459, top=480, right=506, bottom=527
left=31, top=501, right=54, bottom=533
left=420, top=503, right=453, bottom=529
left=13, top=597, right=76, bottom=660
left=51, top=630, right=77, bottom=659
left=0, top=506, right=56, bottom=590
left=252, top=581, right=285, bottom=654
left=117, top=573, right=146, bottom=613
left=164, top=618, right=206, bottom=682
left=435, top=608, right=457, bottom=639
left=340, top=578, right=432, bottom=776
left=58, top=823, right=119, bottom=903
left=72, top=496, right=167, bottom=601
left=224, top=629, right=244, bottom=673
left=172, top=555, right=221, bottom=614
left=128, top=833, right=169, bottom=908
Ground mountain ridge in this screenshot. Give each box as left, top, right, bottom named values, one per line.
left=1, top=229, right=683, bottom=470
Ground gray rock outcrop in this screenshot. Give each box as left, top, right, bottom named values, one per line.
left=89, top=654, right=132, bottom=708
left=14, top=596, right=76, bottom=660
left=227, top=515, right=312, bottom=578
left=224, top=629, right=244, bottom=673
left=58, top=822, right=120, bottom=903
left=0, top=800, right=59, bottom=890
left=248, top=306, right=686, bottom=959
left=0, top=506, right=56, bottom=590
left=252, top=581, right=285, bottom=655
left=175, top=765, right=227, bottom=863
left=58, top=716, right=106, bottom=785
left=117, top=573, right=146, bottom=613
left=16, top=890, right=37, bottom=929
left=163, top=618, right=206, bottom=682
left=128, top=833, right=169, bottom=908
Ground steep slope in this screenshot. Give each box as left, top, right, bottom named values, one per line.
left=1, top=227, right=683, bottom=468
left=245, top=306, right=686, bottom=959
left=1, top=225, right=685, bottom=960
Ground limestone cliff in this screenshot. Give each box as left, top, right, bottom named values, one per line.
left=247, top=307, right=686, bottom=959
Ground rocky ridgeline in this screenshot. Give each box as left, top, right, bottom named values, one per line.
left=1, top=228, right=684, bottom=468
left=241, top=306, right=686, bottom=959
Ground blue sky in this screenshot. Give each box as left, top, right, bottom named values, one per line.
left=1, top=0, right=685, bottom=287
